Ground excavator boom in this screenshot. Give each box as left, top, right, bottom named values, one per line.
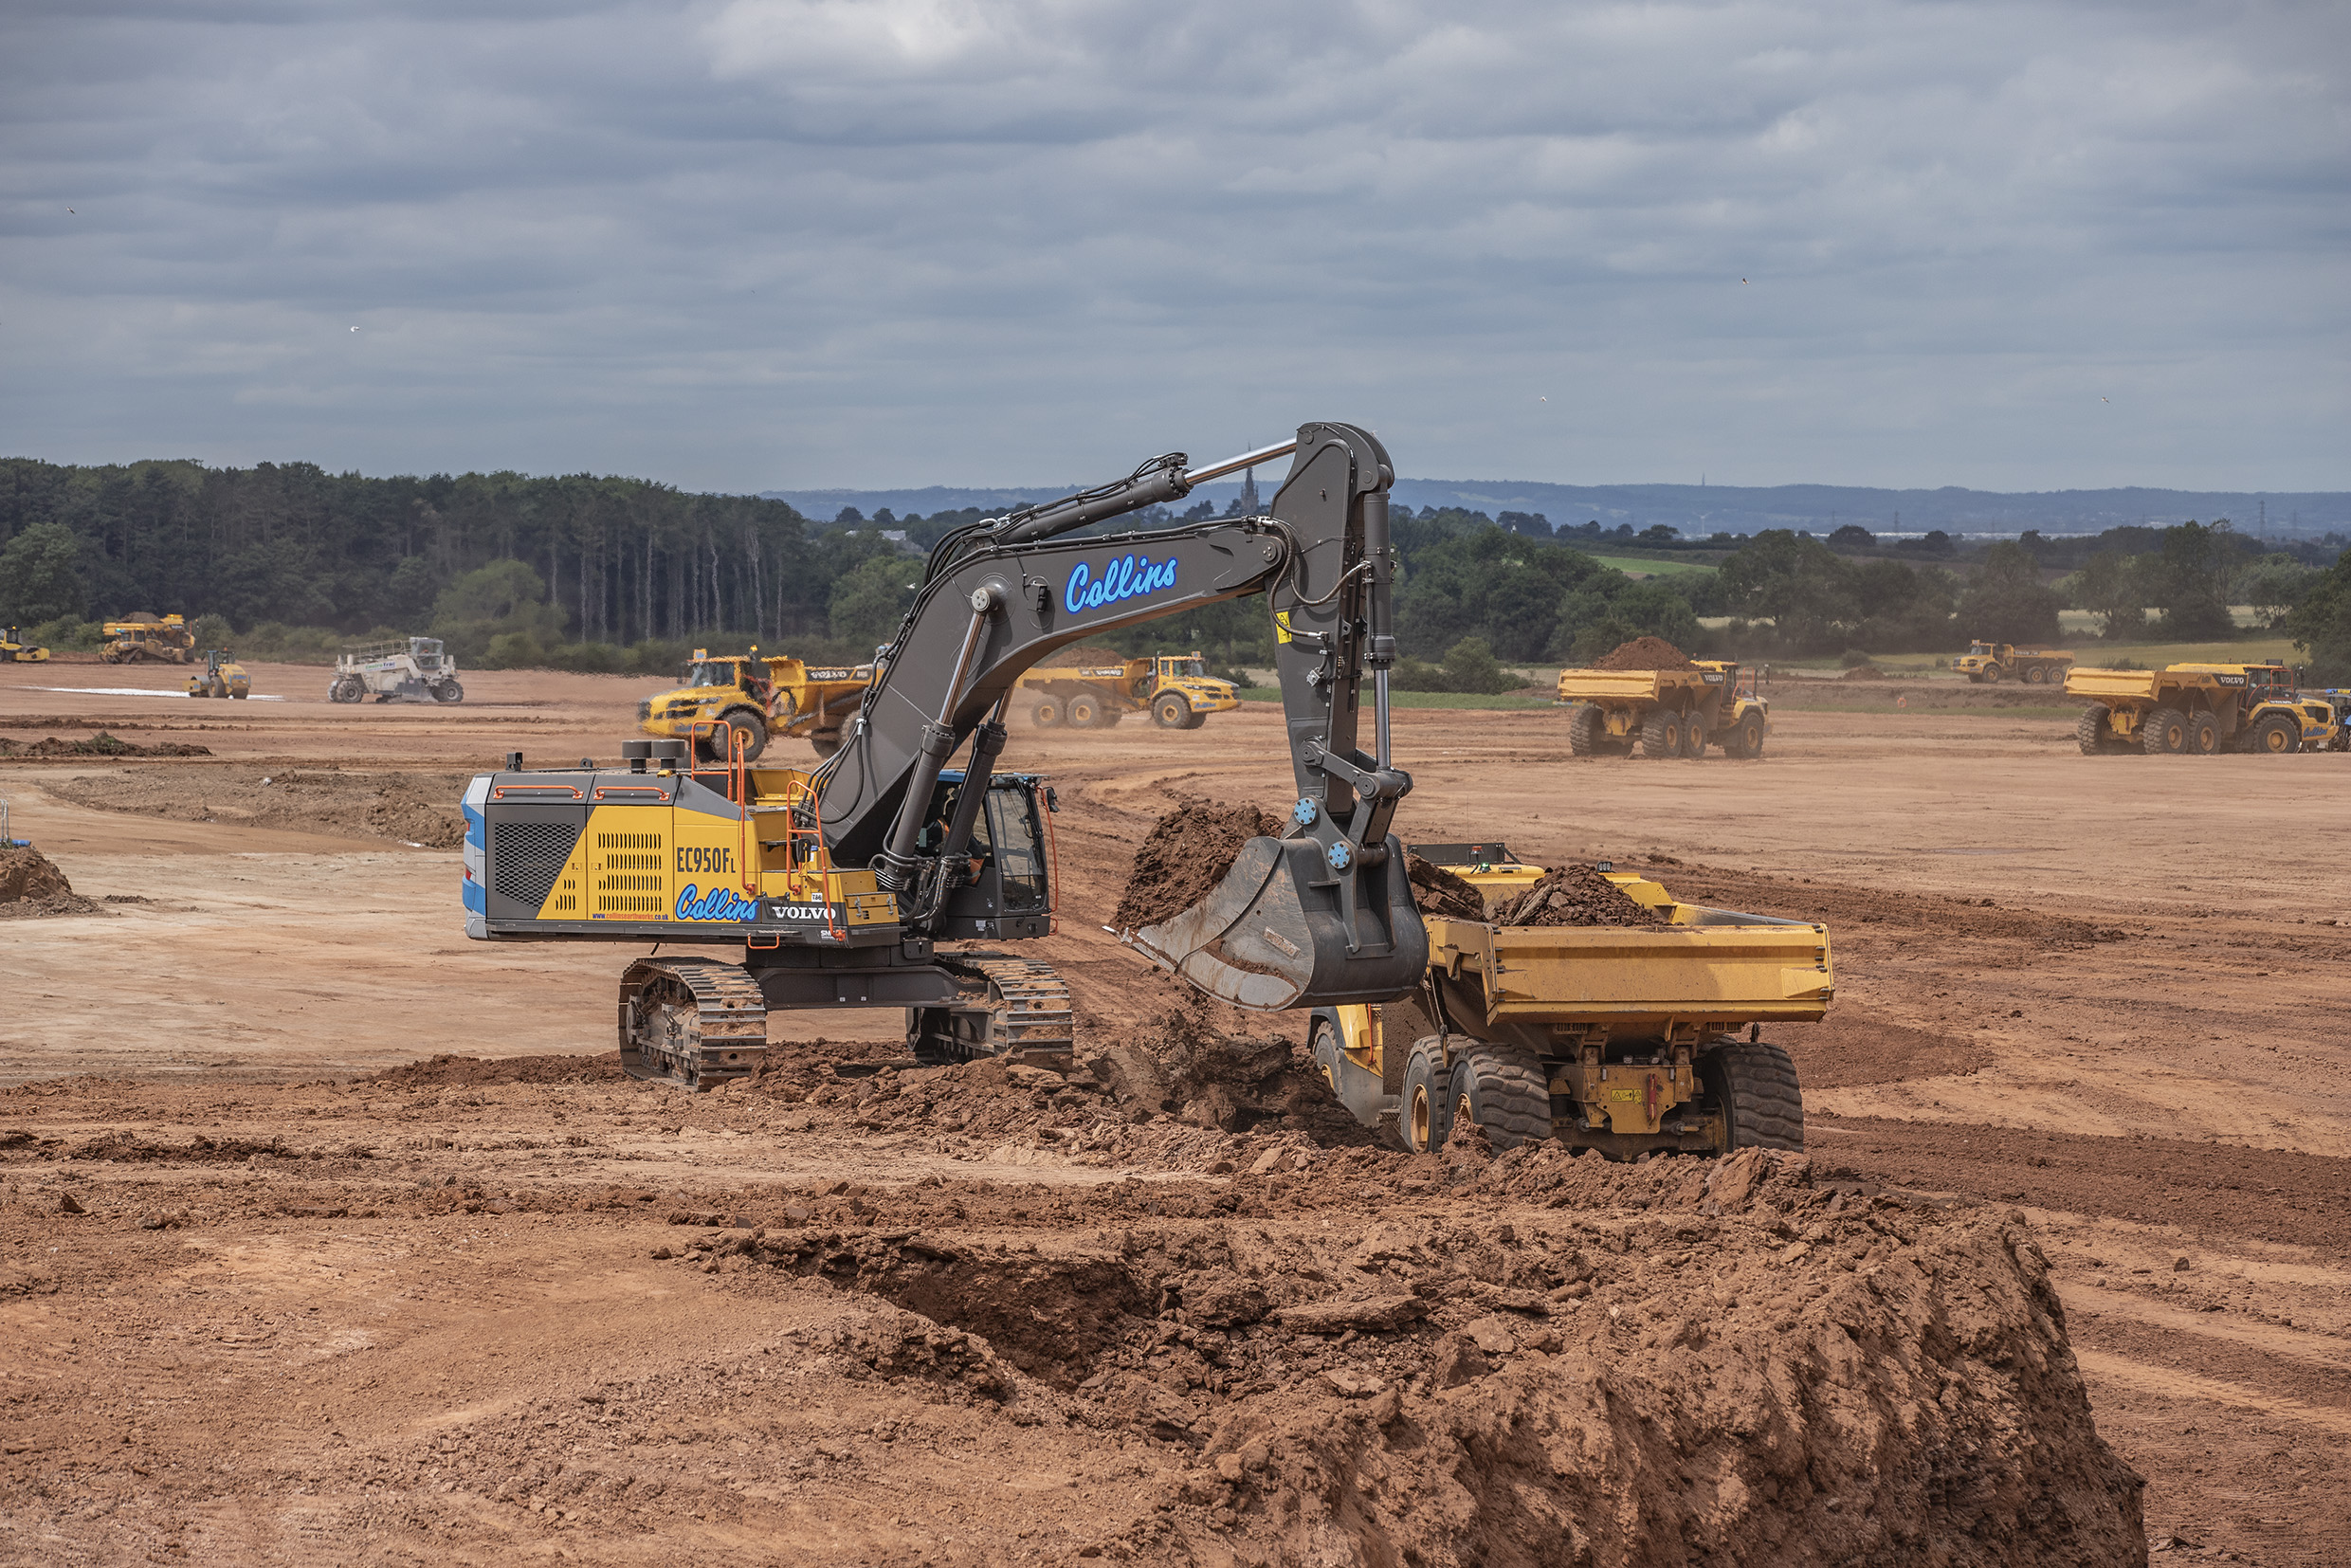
left=816, top=422, right=1424, bottom=1009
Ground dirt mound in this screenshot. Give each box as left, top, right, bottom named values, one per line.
left=362, top=1052, right=628, bottom=1087
left=1491, top=863, right=1667, bottom=927
left=1841, top=663, right=1884, bottom=680
left=44, top=765, right=469, bottom=848
left=1593, top=635, right=1695, bottom=671
left=0, top=844, right=105, bottom=919
left=1406, top=851, right=1485, bottom=919
left=666, top=1146, right=2142, bottom=1564
left=0, top=732, right=213, bottom=757
left=1113, top=798, right=1284, bottom=929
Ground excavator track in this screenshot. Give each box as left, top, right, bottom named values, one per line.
left=617, top=957, right=769, bottom=1091
left=918, top=953, right=1074, bottom=1066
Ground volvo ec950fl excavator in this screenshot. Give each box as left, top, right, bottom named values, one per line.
left=462, top=423, right=1429, bottom=1086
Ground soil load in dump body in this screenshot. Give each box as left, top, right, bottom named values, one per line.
left=0, top=732, right=213, bottom=757
left=1593, top=635, right=1696, bottom=672
left=1113, top=800, right=1285, bottom=930
left=1491, top=863, right=1668, bottom=927
left=1405, top=852, right=1485, bottom=920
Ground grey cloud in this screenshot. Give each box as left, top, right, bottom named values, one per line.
left=1, top=0, right=2343, bottom=492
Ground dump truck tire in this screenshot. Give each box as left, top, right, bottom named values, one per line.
left=1066, top=693, right=1103, bottom=728
left=2251, top=713, right=2299, bottom=754
left=2076, top=704, right=2112, bottom=755
left=2182, top=710, right=2220, bottom=756
left=1701, top=1038, right=1804, bottom=1152
left=1448, top=1041, right=1553, bottom=1151
left=2024, top=664, right=2047, bottom=684
left=1567, top=704, right=1603, bottom=757
left=809, top=730, right=843, bottom=757
left=1681, top=716, right=1708, bottom=757
left=721, top=710, right=768, bottom=762
left=1400, top=1038, right=1451, bottom=1153
left=2141, top=706, right=2187, bottom=755
left=1723, top=712, right=1765, bottom=758
left=1030, top=696, right=1064, bottom=727
left=1180, top=707, right=1208, bottom=730
left=1640, top=709, right=1684, bottom=758
left=1152, top=693, right=1190, bottom=728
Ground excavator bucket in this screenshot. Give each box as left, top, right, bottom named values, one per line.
left=1126, top=834, right=1430, bottom=1012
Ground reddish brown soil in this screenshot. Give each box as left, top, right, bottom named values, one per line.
left=0, top=844, right=103, bottom=920
left=1112, top=799, right=1285, bottom=930
left=0, top=732, right=212, bottom=757
left=7, top=660, right=2348, bottom=1563
left=1592, top=636, right=1694, bottom=671
left=43, top=764, right=469, bottom=848
left=1491, top=863, right=1667, bottom=927
left=1405, top=852, right=1485, bottom=919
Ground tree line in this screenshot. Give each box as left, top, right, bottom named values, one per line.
left=2, top=457, right=2344, bottom=683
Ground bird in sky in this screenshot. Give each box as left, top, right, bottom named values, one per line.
left=351, top=326, right=358, bottom=333
left=66, top=209, right=74, bottom=214
left=1539, top=395, right=1547, bottom=402
left=1740, top=277, right=1748, bottom=283
left=2101, top=396, right=2108, bottom=403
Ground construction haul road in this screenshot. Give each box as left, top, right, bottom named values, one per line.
left=3, top=660, right=2346, bottom=1566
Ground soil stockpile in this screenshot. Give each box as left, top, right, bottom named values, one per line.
left=1593, top=635, right=1695, bottom=672
left=1406, top=851, right=1485, bottom=919
left=43, top=765, right=468, bottom=848
left=0, top=731, right=212, bottom=757
left=1113, top=799, right=1284, bottom=930
left=363, top=1052, right=629, bottom=1088
left=1491, top=862, right=1668, bottom=927
left=0, top=1060, right=2149, bottom=1565
left=0, top=843, right=105, bottom=919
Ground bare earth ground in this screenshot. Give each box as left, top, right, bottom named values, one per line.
left=4, top=661, right=2349, bottom=1564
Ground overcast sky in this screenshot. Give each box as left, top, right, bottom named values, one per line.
left=4, top=0, right=2344, bottom=494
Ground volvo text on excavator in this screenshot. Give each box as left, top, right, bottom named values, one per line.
left=462, top=423, right=1429, bottom=1086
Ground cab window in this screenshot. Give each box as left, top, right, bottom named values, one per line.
left=983, top=790, right=1048, bottom=910
left=1172, top=658, right=1206, bottom=680
left=689, top=663, right=736, bottom=688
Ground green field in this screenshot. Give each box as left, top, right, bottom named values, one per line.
left=1237, top=688, right=1557, bottom=710
left=1587, top=555, right=1718, bottom=577
left=1859, top=636, right=2300, bottom=676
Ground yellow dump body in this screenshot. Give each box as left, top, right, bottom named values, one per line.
left=639, top=654, right=874, bottom=757
left=1423, top=872, right=1833, bottom=1037
left=1553, top=665, right=1729, bottom=705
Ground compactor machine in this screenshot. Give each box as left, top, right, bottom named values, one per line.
left=465, top=424, right=1430, bottom=1087
left=0, top=627, right=48, bottom=664
left=185, top=648, right=250, bottom=699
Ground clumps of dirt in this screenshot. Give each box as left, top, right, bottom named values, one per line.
left=1113, top=798, right=1285, bottom=930
left=1841, top=663, right=1884, bottom=679
left=363, top=1052, right=628, bottom=1088
left=0, top=844, right=105, bottom=920
left=0, top=732, right=213, bottom=757
left=1405, top=851, right=1485, bottom=920
left=1490, top=863, right=1667, bottom=927
left=44, top=765, right=469, bottom=848
left=680, top=1147, right=2143, bottom=1564
left=1592, top=635, right=1695, bottom=671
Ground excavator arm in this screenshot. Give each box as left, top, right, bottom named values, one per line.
left=814, top=421, right=1428, bottom=1012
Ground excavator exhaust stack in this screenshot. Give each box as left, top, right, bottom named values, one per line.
left=1125, top=833, right=1429, bottom=1011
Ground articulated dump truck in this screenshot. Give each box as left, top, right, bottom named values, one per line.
left=1556, top=662, right=1771, bottom=758
left=1309, top=844, right=1828, bottom=1158
left=2066, top=662, right=2340, bottom=756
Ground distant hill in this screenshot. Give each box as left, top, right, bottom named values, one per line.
left=764, top=478, right=2351, bottom=540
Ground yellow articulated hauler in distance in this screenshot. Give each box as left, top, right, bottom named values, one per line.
left=637, top=650, right=877, bottom=762
left=1306, top=842, right=1831, bottom=1159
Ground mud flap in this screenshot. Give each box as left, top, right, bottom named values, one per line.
left=1127, top=835, right=1428, bottom=1012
